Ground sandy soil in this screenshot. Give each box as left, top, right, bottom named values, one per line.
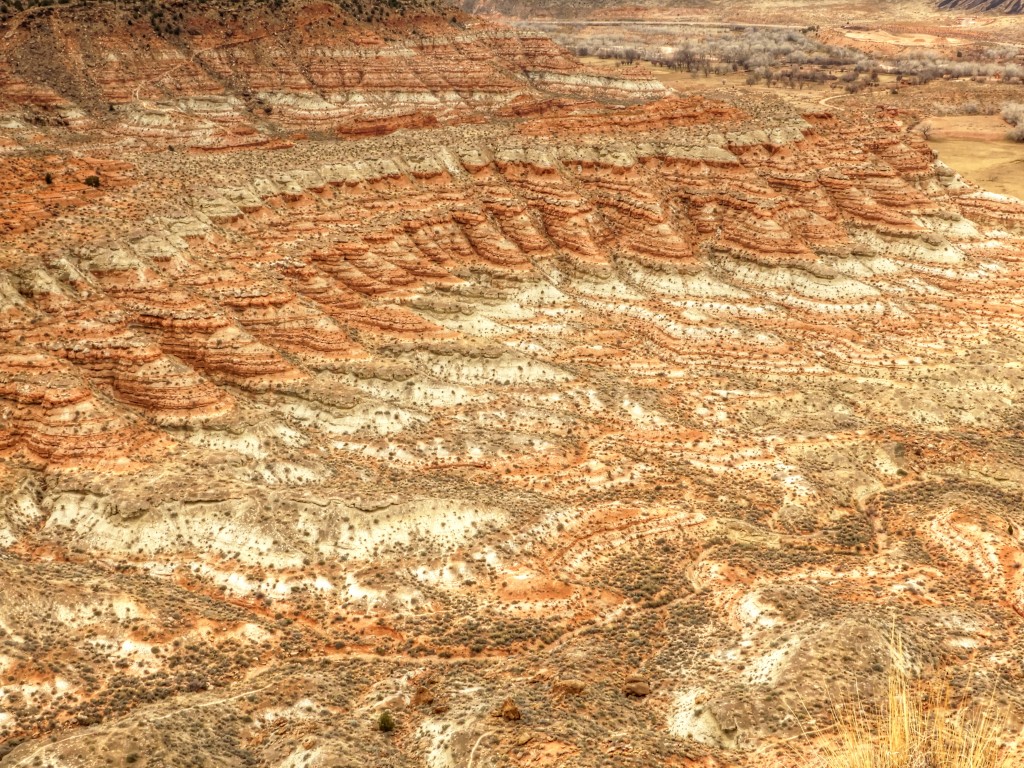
left=578, top=57, right=753, bottom=93
left=844, top=30, right=962, bottom=48
left=580, top=55, right=839, bottom=111
left=926, top=114, right=1017, bottom=141
left=926, top=115, right=1024, bottom=201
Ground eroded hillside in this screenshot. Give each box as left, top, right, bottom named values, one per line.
left=1, top=2, right=1024, bottom=767
left=0, top=0, right=663, bottom=144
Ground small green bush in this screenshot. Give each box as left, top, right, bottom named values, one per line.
left=378, top=710, right=396, bottom=732
left=84, top=175, right=101, bottom=188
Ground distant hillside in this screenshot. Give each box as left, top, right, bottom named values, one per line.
left=0, top=0, right=454, bottom=25
left=0, top=0, right=666, bottom=144
left=462, top=0, right=713, bottom=16
left=937, top=0, right=1022, bottom=13
left=462, top=0, right=1023, bottom=16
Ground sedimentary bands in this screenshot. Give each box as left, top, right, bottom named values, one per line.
left=1, top=3, right=1024, bottom=767
left=0, top=2, right=662, bottom=144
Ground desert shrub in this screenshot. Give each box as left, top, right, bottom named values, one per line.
left=1008, top=126, right=1024, bottom=143
left=44, top=172, right=52, bottom=185
left=84, top=175, right=100, bottom=188
left=377, top=710, right=395, bottom=732
left=1001, top=102, right=1024, bottom=127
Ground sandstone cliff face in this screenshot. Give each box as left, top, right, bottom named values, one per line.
left=2, top=5, right=1024, bottom=768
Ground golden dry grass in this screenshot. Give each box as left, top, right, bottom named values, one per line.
left=817, top=637, right=1011, bottom=768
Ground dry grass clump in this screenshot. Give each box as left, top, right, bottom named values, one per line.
left=817, top=637, right=1011, bottom=768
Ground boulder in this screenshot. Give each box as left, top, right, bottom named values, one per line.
left=498, top=697, right=521, bottom=721
left=623, top=674, right=651, bottom=697
left=412, top=686, right=435, bottom=707
left=552, top=678, right=587, bottom=696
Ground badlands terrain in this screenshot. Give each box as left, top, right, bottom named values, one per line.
left=1, top=0, right=1024, bottom=767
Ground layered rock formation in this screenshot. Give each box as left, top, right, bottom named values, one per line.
left=937, top=0, right=1022, bottom=11
left=0, top=1, right=662, bottom=148
left=2, top=3, right=1024, bottom=768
